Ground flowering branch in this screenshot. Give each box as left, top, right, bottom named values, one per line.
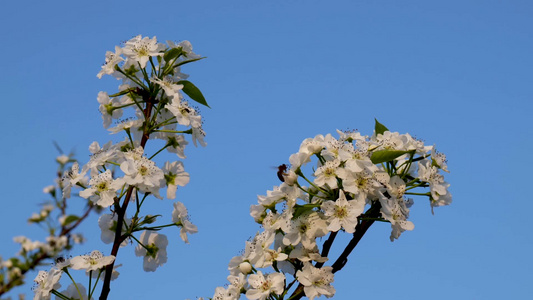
left=0, top=155, right=89, bottom=297
left=14, top=35, right=210, bottom=300
left=211, top=119, right=451, bottom=300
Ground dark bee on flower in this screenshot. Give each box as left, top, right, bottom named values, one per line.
left=276, top=164, right=288, bottom=182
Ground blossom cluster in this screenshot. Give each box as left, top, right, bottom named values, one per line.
left=20, top=35, right=208, bottom=300
left=32, top=250, right=116, bottom=300
left=0, top=156, right=87, bottom=297
left=213, top=121, right=451, bottom=300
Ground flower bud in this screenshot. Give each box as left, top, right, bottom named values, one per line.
left=239, top=262, right=252, bottom=274
left=283, top=170, right=298, bottom=186
left=58, top=215, right=67, bottom=226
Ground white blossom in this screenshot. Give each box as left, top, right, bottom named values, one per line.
left=134, top=231, right=168, bottom=272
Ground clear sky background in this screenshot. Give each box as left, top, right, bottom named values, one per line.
left=1, top=0, right=532, bottom=299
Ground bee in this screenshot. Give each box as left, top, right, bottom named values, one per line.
left=55, top=256, right=65, bottom=264
left=276, top=164, right=288, bottom=182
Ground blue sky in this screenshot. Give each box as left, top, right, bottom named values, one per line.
left=1, top=0, right=532, bottom=299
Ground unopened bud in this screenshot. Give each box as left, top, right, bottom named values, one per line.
left=283, top=170, right=298, bottom=186
left=239, top=262, right=252, bottom=274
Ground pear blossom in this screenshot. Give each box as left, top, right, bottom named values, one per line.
left=321, top=190, right=365, bottom=233
left=98, top=214, right=131, bottom=247
left=166, top=99, right=202, bottom=127
left=122, top=35, right=163, bottom=68
left=289, top=244, right=328, bottom=263
left=261, top=211, right=283, bottom=232
left=171, top=202, right=198, bottom=243
left=342, top=166, right=382, bottom=202
left=58, top=282, right=91, bottom=300
left=336, top=129, right=365, bottom=143
left=321, top=135, right=354, bottom=162
left=14, top=236, right=43, bottom=253
left=134, top=231, right=168, bottom=272
left=296, top=263, right=335, bottom=300
left=107, top=118, right=143, bottom=136
left=227, top=255, right=246, bottom=276
left=246, top=271, right=285, bottom=300
left=70, top=251, right=115, bottom=272
left=379, top=195, right=414, bottom=241
left=250, top=203, right=267, bottom=223
left=191, top=126, right=207, bottom=147
left=261, top=247, right=289, bottom=267
left=97, top=45, right=123, bottom=79
left=42, top=236, right=68, bottom=255
left=288, top=151, right=311, bottom=169
left=33, top=269, right=62, bottom=300
left=431, top=146, right=449, bottom=172
left=88, top=264, right=121, bottom=282
left=61, top=162, right=86, bottom=199
left=97, top=91, right=123, bottom=128
left=120, top=156, right=164, bottom=191
left=226, top=273, right=248, bottom=298
left=212, top=286, right=236, bottom=300
left=164, top=134, right=188, bottom=158
left=166, top=40, right=202, bottom=60
left=299, top=134, right=326, bottom=155
left=418, top=159, right=452, bottom=209
left=163, top=161, right=190, bottom=199
left=387, top=175, right=406, bottom=199
left=245, top=231, right=276, bottom=267
left=85, top=141, right=120, bottom=176
left=373, top=131, right=407, bottom=150
left=313, top=160, right=344, bottom=189
left=79, top=170, right=124, bottom=207
left=281, top=211, right=328, bottom=249
left=150, top=76, right=184, bottom=98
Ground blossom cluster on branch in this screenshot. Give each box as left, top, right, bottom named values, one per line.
left=0, top=154, right=87, bottom=299
left=212, top=120, right=451, bottom=300
left=2, top=35, right=209, bottom=300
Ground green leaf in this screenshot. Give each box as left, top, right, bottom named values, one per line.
left=109, top=88, right=136, bottom=97
left=374, top=119, right=389, bottom=135
left=124, top=64, right=138, bottom=76
left=62, top=215, right=80, bottom=227
left=142, top=215, right=159, bottom=225
left=293, top=203, right=320, bottom=219
left=164, top=48, right=183, bottom=63
left=177, top=80, right=210, bottom=108
left=370, top=150, right=414, bottom=164
left=174, top=57, right=205, bottom=68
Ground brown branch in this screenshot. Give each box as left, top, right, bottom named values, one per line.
left=287, top=204, right=381, bottom=300
left=0, top=202, right=95, bottom=297
left=61, top=204, right=94, bottom=236
left=98, top=187, right=133, bottom=300
left=314, top=231, right=337, bottom=269
left=99, top=95, right=154, bottom=300
left=0, top=252, right=49, bottom=296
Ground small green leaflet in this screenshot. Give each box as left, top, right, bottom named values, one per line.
left=163, top=48, right=183, bottom=63
left=174, top=57, right=205, bottom=68
left=177, top=80, right=210, bottom=108
left=62, top=215, right=80, bottom=227
left=293, top=203, right=321, bottom=219
left=374, top=119, right=389, bottom=135
left=370, top=149, right=414, bottom=164
left=109, top=88, right=136, bottom=97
